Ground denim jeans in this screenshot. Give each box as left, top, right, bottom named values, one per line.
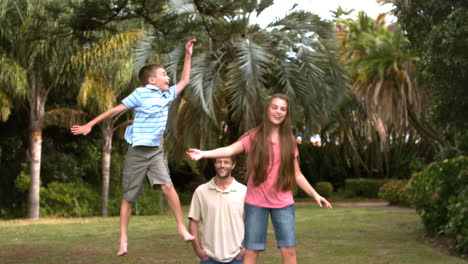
left=243, top=203, right=297, bottom=250
left=200, top=258, right=242, bottom=264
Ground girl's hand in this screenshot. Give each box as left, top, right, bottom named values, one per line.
left=315, top=195, right=333, bottom=209
left=186, top=149, right=204, bottom=161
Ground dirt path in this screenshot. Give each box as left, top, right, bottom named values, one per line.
left=332, top=201, right=413, bottom=210
left=296, top=198, right=413, bottom=211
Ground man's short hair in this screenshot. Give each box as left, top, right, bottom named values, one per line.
left=138, top=64, right=163, bottom=85
left=216, top=156, right=236, bottom=164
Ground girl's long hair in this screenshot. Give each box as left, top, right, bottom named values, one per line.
left=247, top=94, right=296, bottom=191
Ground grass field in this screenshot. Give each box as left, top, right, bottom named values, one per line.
left=0, top=204, right=465, bottom=264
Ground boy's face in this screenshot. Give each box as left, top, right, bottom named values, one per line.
left=148, top=67, right=170, bottom=91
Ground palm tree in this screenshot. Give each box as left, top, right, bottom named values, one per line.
left=0, top=55, right=27, bottom=121
left=0, top=0, right=80, bottom=218
left=334, top=11, right=441, bottom=177
left=136, top=1, right=348, bottom=164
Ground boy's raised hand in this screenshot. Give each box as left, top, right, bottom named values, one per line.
left=185, top=39, right=197, bottom=56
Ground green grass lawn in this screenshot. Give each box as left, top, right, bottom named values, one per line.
left=0, top=204, right=465, bottom=264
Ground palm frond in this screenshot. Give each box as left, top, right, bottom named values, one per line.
left=272, top=11, right=330, bottom=40
left=72, top=30, right=145, bottom=68
left=133, top=33, right=158, bottom=73
left=0, top=90, right=12, bottom=122
left=225, top=38, right=271, bottom=131
left=163, top=43, right=186, bottom=83
left=187, top=52, right=223, bottom=123
left=168, top=0, right=196, bottom=15
left=78, top=72, right=115, bottom=114
left=112, top=57, right=137, bottom=96
left=0, top=54, right=28, bottom=97
left=45, top=108, right=88, bottom=128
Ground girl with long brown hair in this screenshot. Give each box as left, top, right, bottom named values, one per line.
left=186, top=94, right=332, bottom=264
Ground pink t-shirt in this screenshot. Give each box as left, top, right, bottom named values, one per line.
left=240, top=130, right=298, bottom=208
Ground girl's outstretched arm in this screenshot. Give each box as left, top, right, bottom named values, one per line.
left=186, top=140, right=244, bottom=161
left=294, top=159, right=333, bottom=209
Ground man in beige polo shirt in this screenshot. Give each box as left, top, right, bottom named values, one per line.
left=188, top=156, right=247, bottom=264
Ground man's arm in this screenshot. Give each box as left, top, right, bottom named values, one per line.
left=70, top=104, right=128, bottom=135
left=176, top=39, right=197, bottom=95
left=189, top=219, right=209, bottom=261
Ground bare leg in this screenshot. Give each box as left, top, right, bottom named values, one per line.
left=161, top=184, right=194, bottom=241
left=244, top=249, right=260, bottom=264
left=280, top=247, right=297, bottom=264
left=117, top=200, right=132, bottom=256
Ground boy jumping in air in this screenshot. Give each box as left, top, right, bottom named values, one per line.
left=71, top=39, right=197, bottom=256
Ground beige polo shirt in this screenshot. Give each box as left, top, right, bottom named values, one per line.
left=188, top=178, right=247, bottom=263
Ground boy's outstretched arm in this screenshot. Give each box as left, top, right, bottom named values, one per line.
left=70, top=104, right=128, bottom=135
left=176, top=39, right=197, bottom=95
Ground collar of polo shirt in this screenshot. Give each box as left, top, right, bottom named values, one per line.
left=208, top=178, right=239, bottom=193
left=145, top=84, right=169, bottom=97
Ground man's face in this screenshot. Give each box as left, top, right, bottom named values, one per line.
left=214, top=158, right=235, bottom=179
left=149, top=67, right=170, bottom=91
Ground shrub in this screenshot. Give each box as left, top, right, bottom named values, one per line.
left=315, top=181, right=333, bottom=198
left=378, top=180, right=410, bottom=206
left=14, top=163, right=30, bottom=192
left=107, top=189, right=123, bottom=216
left=408, top=156, right=468, bottom=253
left=293, top=187, right=307, bottom=198
left=178, top=192, right=193, bottom=205
left=344, top=178, right=388, bottom=198
left=133, top=185, right=165, bottom=215
left=41, top=181, right=100, bottom=217
left=445, top=183, right=468, bottom=253
left=109, top=186, right=188, bottom=216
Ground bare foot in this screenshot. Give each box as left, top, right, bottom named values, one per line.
left=178, top=225, right=194, bottom=241
left=117, top=242, right=127, bottom=256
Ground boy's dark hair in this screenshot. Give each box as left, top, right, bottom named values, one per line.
left=138, top=64, right=163, bottom=85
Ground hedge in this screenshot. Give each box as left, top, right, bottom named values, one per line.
left=344, top=178, right=388, bottom=198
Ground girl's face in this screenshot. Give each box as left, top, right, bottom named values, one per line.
left=268, top=98, right=288, bottom=126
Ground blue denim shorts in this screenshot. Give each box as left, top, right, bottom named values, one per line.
left=200, top=258, right=242, bottom=264
left=243, top=203, right=297, bottom=250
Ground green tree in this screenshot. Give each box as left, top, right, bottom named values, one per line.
left=333, top=11, right=440, bottom=177
left=0, top=0, right=81, bottom=218
left=339, top=12, right=431, bottom=147
left=389, top=0, right=468, bottom=155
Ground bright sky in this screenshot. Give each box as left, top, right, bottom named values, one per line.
left=251, top=0, right=395, bottom=27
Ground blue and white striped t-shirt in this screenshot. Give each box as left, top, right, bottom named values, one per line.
left=122, top=84, right=177, bottom=147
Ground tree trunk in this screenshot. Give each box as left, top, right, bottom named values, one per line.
left=28, top=129, right=42, bottom=218
left=28, top=77, right=46, bottom=219
left=100, top=118, right=113, bottom=217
